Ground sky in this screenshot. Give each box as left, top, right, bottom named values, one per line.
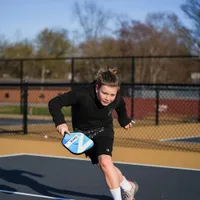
left=0, top=0, right=192, bottom=42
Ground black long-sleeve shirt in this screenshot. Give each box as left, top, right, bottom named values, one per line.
left=48, top=82, right=131, bottom=136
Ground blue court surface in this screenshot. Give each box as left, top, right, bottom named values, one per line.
left=0, top=154, right=200, bottom=200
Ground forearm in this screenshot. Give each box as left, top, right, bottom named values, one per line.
left=118, top=114, right=132, bottom=127
left=115, top=97, right=132, bottom=127
left=48, top=97, right=66, bottom=126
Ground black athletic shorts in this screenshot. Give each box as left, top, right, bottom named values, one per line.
left=85, top=136, right=114, bottom=164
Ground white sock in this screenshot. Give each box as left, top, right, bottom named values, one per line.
left=120, top=176, right=131, bottom=191
left=110, top=187, right=122, bottom=200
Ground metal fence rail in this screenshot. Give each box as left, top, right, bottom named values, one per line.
left=0, top=55, right=199, bottom=84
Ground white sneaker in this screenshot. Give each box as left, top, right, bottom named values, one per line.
left=122, top=181, right=139, bottom=200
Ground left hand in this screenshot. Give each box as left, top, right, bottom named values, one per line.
left=124, top=120, right=135, bottom=130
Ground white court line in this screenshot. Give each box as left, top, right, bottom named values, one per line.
left=0, top=153, right=26, bottom=158
left=0, top=153, right=200, bottom=172
left=160, top=136, right=200, bottom=142
left=0, top=189, right=74, bottom=200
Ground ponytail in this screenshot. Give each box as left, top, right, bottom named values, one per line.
left=95, top=65, right=120, bottom=88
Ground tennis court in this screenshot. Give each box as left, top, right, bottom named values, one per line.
left=0, top=154, right=200, bottom=200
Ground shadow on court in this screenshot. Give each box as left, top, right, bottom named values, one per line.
left=0, top=154, right=200, bottom=200
left=0, top=185, right=17, bottom=192
left=0, top=158, right=112, bottom=200
left=0, top=167, right=112, bottom=199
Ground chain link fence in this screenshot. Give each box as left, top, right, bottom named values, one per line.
left=0, top=82, right=199, bottom=152
left=0, top=55, right=200, bottom=152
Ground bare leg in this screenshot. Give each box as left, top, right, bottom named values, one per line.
left=98, top=154, right=122, bottom=189
left=114, top=166, right=124, bottom=184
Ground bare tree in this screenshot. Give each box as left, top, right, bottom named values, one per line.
left=181, top=0, right=200, bottom=54
left=73, top=1, right=113, bottom=40
left=117, top=12, right=193, bottom=83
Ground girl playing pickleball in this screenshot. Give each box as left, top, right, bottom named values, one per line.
left=48, top=65, right=139, bottom=200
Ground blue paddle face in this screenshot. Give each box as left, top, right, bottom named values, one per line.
left=62, top=132, right=94, bottom=154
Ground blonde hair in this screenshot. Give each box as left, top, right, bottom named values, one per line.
left=95, top=65, right=120, bottom=88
